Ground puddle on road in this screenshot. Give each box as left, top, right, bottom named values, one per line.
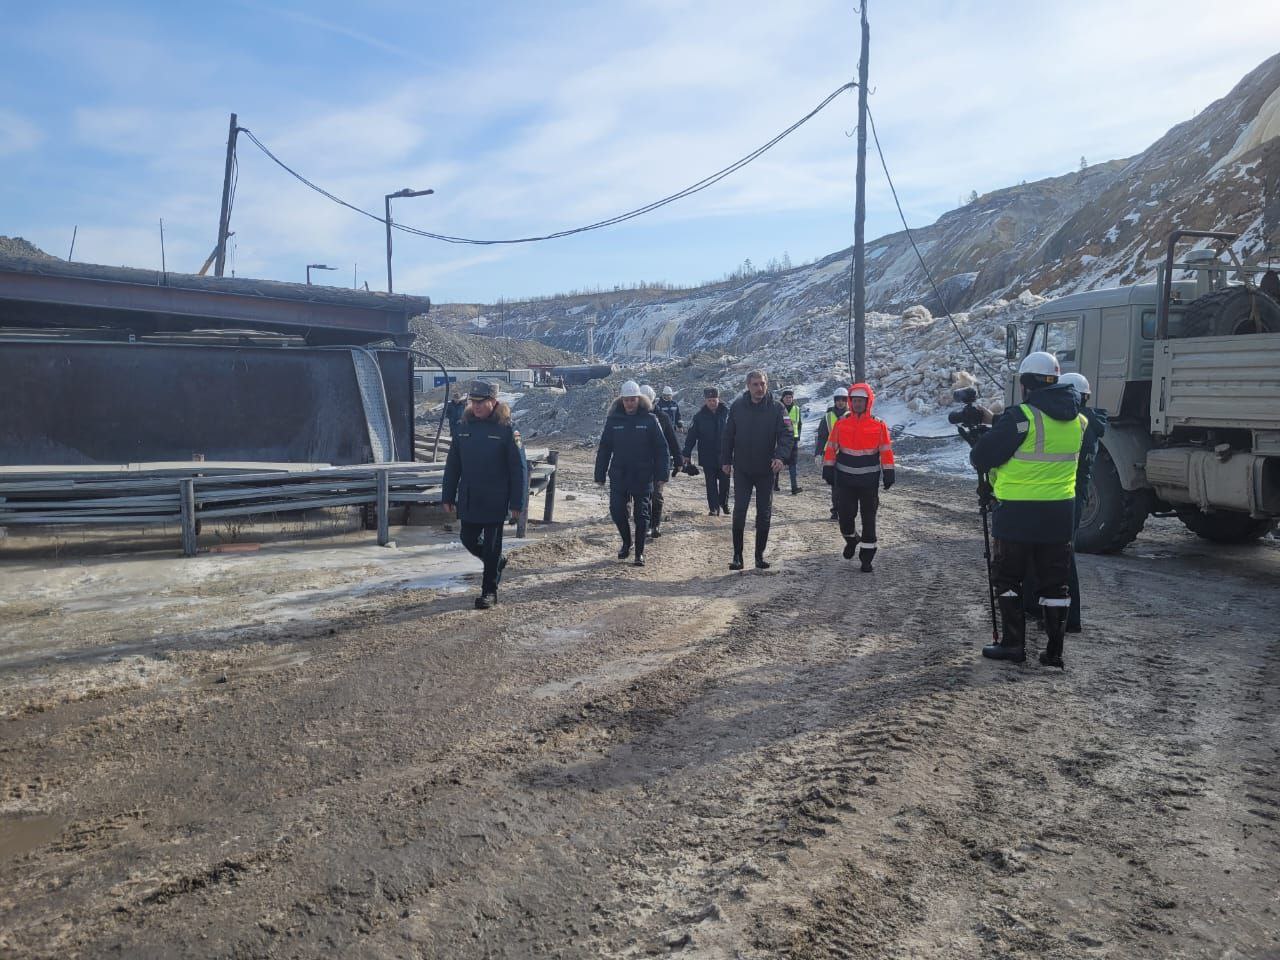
left=0, top=815, right=69, bottom=862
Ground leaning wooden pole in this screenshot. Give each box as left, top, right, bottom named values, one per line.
left=214, top=112, right=238, bottom=278
left=853, top=4, right=869, bottom=383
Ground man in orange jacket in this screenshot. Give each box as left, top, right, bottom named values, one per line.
left=822, top=382, right=895, bottom=571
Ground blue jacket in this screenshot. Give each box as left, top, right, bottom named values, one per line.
left=970, top=383, right=1081, bottom=544
left=442, top=412, right=526, bottom=524
left=595, top=398, right=670, bottom=494
left=682, top=402, right=730, bottom=467
left=656, top=397, right=682, bottom=429
left=1076, top=404, right=1107, bottom=513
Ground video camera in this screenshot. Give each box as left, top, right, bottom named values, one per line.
left=949, top=387, right=989, bottom=448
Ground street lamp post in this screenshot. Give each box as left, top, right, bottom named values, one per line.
left=306, top=263, right=337, bottom=285
left=384, top=187, right=433, bottom=294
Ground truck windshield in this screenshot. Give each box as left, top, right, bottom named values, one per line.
left=1025, top=318, right=1079, bottom=364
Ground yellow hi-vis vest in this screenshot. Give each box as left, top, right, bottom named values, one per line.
left=991, top=403, right=1086, bottom=503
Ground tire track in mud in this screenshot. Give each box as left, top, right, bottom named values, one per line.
left=2, top=463, right=1276, bottom=958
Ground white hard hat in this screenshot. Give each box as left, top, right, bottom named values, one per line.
left=834, top=387, right=849, bottom=398
left=1059, top=372, right=1090, bottom=395
left=848, top=386, right=870, bottom=399
left=620, top=380, right=642, bottom=398
left=639, top=384, right=656, bottom=401
left=661, top=386, right=673, bottom=397
left=1018, top=351, right=1060, bottom=377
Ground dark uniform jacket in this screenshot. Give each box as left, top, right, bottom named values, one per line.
left=1076, top=405, right=1107, bottom=510
left=815, top=405, right=842, bottom=455
left=682, top=403, right=730, bottom=467
left=594, top=398, right=671, bottom=494
left=970, top=383, right=1081, bottom=544
left=653, top=407, right=683, bottom=471
left=656, top=398, right=682, bottom=429
left=722, top=391, right=794, bottom=476
left=442, top=411, right=526, bottom=524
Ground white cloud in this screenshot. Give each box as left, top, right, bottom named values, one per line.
left=0, top=109, right=43, bottom=156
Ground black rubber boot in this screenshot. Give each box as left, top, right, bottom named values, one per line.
left=858, top=546, right=877, bottom=572
left=474, top=592, right=496, bottom=610
left=649, top=500, right=663, bottom=538
left=617, top=541, right=631, bottom=560
left=730, top=527, right=745, bottom=570
left=842, top=533, right=860, bottom=560
left=1040, top=605, right=1067, bottom=668
left=755, top=529, right=770, bottom=569
left=634, top=523, right=646, bottom=561
left=983, top=595, right=1026, bottom=662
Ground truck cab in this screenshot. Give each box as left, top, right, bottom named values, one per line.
left=1006, top=231, right=1280, bottom=553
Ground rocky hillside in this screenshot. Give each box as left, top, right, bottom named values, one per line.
left=409, top=315, right=579, bottom=369
left=434, top=54, right=1280, bottom=361
left=0, top=236, right=58, bottom=260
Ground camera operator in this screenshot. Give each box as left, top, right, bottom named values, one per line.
left=968, top=352, right=1087, bottom=668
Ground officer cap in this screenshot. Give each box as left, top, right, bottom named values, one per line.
left=468, top=380, right=498, bottom=399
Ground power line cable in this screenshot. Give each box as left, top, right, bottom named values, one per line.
left=236, top=81, right=858, bottom=246
left=864, top=105, right=1003, bottom=389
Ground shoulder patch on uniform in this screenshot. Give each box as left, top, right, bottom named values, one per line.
left=1016, top=420, right=1030, bottom=433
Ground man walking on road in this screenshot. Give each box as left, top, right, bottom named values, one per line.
left=683, top=387, right=730, bottom=515
left=775, top=389, right=804, bottom=495
left=657, top=386, right=683, bottom=431
left=815, top=387, right=849, bottom=520
left=442, top=381, right=526, bottom=610
left=823, top=382, right=894, bottom=572
left=640, top=385, right=683, bottom=539
left=970, top=352, right=1086, bottom=668
left=722, top=370, right=794, bottom=570
left=595, top=380, right=670, bottom=567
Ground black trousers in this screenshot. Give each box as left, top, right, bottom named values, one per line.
left=732, top=470, right=774, bottom=533
left=994, top=539, right=1071, bottom=604
left=835, top=484, right=878, bottom=544
left=460, top=521, right=505, bottom=595
left=651, top=480, right=666, bottom=528
left=703, top=468, right=730, bottom=511
left=609, top=486, right=651, bottom=547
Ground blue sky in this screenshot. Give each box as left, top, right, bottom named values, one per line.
left=2, top=1, right=1277, bottom=304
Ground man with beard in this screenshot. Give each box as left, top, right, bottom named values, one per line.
left=721, top=370, right=793, bottom=570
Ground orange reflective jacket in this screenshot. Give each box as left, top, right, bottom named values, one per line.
left=823, top=381, right=895, bottom=487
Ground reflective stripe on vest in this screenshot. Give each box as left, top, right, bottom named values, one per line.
left=991, top=404, right=1085, bottom=503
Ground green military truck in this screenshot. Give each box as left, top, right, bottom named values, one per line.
left=1006, top=229, right=1280, bottom=553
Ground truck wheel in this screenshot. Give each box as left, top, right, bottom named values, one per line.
left=1074, top=448, right=1149, bottom=554
left=1175, top=509, right=1276, bottom=544
left=1179, top=287, right=1280, bottom=337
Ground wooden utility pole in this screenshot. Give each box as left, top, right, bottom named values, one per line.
left=214, top=113, right=238, bottom=278
left=853, top=4, right=869, bottom=382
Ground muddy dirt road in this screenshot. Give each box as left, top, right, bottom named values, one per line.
left=2, top=453, right=1277, bottom=958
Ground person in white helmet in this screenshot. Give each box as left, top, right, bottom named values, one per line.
left=815, top=387, right=850, bottom=520
left=594, top=380, right=670, bottom=567
left=1023, top=371, right=1108, bottom=634
left=639, top=384, right=683, bottom=538
left=970, top=351, right=1087, bottom=668
left=656, top=386, right=683, bottom=430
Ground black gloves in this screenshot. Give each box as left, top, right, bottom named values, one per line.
left=822, top=464, right=834, bottom=486
left=883, top=470, right=895, bottom=491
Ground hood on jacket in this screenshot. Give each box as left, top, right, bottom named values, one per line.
left=609, top=394, right=653, bottom=416
left=1025, top=383, right=1080, bottom=421
left=847, top=381, right=876, bottom=416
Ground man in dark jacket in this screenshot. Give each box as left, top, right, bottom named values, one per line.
left=814, top=387, right=849, bottom=520
left=1021, top=371, right=1108, bottom=633
left=970, top=352, right=1086, bottom=668
left=595, top=380, right=670, bottom=567
left=656, top=387, right=683, bottom=430
left=721, top=370, right=794, bottom=570
left=444, top=388, right=467, bottom=436
left=641, top=385, right=683, bottom=538
left=442, top=380, right=526, bottom=610
left=683, top=387, right=730, bottom=515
